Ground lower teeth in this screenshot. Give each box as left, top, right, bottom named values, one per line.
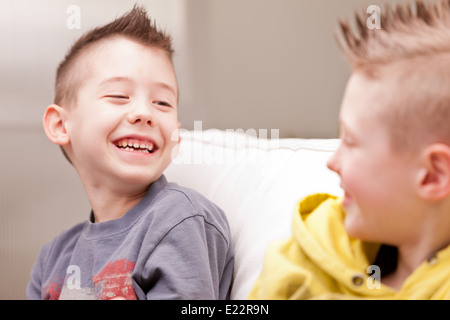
left=118, top=146, right=152, bottom=153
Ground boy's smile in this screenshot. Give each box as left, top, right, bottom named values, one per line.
left=62, top=36, right=180, bottom=195
left=113, top=136, right=157, bottom=154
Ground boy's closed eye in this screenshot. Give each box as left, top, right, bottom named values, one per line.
left=103, top=94, right=130, bottom=100
left=102, top=94, right=131, bottom=105
left=105, top=94, right=130, bottom=99
left=153, top=101, right=173, bottom=108
left=342, top=135, right=356, bottom=146
left=339, top=127, right=357, bottom=147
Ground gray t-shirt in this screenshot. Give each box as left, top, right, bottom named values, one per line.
left=27, top=175, right=234, bottom=300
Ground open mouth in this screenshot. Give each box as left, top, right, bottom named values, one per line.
left=341, top=186, right=352, bottom=207
left=114, top=138, right=157, bottom=154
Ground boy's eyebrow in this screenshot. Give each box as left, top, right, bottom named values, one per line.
left=98, top=76, right=134, bottom=87
left=154, top=81, right=177, bottom=97
left=98, top=76, right=177, bottom=96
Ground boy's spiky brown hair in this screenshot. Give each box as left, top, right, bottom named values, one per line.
left=54, top=4, right=174, bottom=107
left=53, top=5, right=174, bottom=164
left=335, top=0, right=450, bottom=150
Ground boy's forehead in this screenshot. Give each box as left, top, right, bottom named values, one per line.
left=346, top=71, right=398, bottom=108
left=340, top=72, right=395, bottom=128
left=70, top=36, right=178, bottom=95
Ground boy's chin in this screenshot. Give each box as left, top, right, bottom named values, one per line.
left=344, top=215, right=378, bottom=244
left=343, top=208, right=365, bottom=239
left=112, top=170, right=163, bottom=190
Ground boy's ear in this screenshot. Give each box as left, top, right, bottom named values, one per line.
left=417, top=143, right=450, bottom=201
left=42, top=104, right=70, bottom=146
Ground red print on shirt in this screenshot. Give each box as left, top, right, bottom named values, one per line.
left=92, top=258, right=137, bottom=300
left=44, top=277, right=63, bottom=300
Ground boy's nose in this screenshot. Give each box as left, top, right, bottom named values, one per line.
left=128, top=103, right=154, bottom=126
left=130, top=116, right=152, bottom=126
left=327, top=147, right=340, bottom=174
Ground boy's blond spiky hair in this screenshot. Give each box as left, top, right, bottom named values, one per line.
left=336, top=0, right=450, bottom=70
left=335, top=0, right=450, bottom=151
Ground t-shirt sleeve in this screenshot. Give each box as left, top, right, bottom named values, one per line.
left=26, top=242, right=52, bottom=300
left=133, top=214, right=234, bottom=300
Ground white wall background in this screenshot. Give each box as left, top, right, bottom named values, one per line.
left=1, top=0, right=407, bottom=299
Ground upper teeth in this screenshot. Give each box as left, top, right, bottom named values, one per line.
left=116, top=139, right=155, bottom=152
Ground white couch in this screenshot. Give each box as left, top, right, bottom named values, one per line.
left=164, top=129, right=343, bottom=300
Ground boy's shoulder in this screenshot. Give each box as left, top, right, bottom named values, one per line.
left=165, top=181, right=222, bottom=212
left=36, top=220, right=87, bottom=264
left=154, top=176, right=230, bottom=230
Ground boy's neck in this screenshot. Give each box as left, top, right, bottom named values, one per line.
left=381, top=216, right=450, bottom=290
left=86, top=184, right=149, bottom=223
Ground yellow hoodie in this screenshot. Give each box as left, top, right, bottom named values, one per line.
left=248, top=194, right=450, bottom=300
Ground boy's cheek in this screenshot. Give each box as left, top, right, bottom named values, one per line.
left=340, top=169, right=367, bottom=200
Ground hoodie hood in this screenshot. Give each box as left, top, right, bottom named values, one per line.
left=291, top=194, right=385, bottom=297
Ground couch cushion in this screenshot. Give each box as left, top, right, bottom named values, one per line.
left=165, top=129, right=342, bottom=299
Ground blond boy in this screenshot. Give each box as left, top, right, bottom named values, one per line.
left=27, top=6, right=234, bottom=300
left=249, top=0, right=450, bottom=299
